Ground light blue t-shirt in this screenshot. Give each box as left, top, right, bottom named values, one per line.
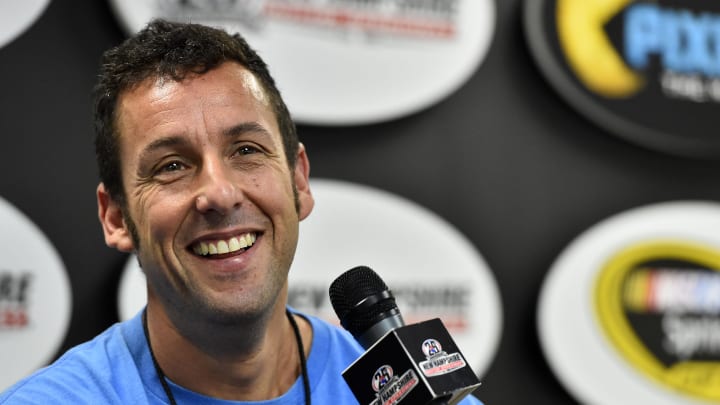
left=0, top=309, right=484, bottom=404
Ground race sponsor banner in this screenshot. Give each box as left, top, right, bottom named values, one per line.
left=109, top=0, right=495, bottom=125
left=0, top=196, right=72, bottom=390
left=525, top=0, right=720, bottom=158
left=539, top=201, right=720, bottom=404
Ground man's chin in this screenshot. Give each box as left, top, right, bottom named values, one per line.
left=183, top=294, right=277, bottom=326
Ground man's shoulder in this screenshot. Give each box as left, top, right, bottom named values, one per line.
left=462, top=393, right=485, bottom=405
left=0, top=352, right=97, bottom=404
left=0, top=319, right=144, bottom=404
left=301, top=311, right=363, bottom=355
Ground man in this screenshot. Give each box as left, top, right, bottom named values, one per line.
left=0, top=20, right=483, bottom=404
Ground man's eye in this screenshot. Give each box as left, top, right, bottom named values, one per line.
left=236, top=145, right=260, bottom=155
left=159, top=161, right=186, bottom=173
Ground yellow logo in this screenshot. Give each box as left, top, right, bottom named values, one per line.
left=595, top=240, right=720, bottom=402
left=556, top=0, right=644, bottom=98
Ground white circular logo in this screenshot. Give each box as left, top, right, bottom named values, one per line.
left=422, top=338, right=442, bottom=358
left=0, top=196, right=72, bottom=390
left=539, top=201, right=720, bottom=405
left=0, top=1, right=51, bottom=50
left=118, top=178, right=502, bottom=377
left=372, top=365, right=394, bottom=392
left=108, top=0, right=496, bottom=125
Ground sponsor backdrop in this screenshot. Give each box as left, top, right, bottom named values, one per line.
left=4, top=0, right=720, bottom=404
left=525, top=0, right=720, bottom=158
left=539, top=201, right=720, bottom=405
left=108, top=0, right=496, bottom=125
left=0, top=1, right=50, bottom=49
left=0, top=196, right=72, bottom=391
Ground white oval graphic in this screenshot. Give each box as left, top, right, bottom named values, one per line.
left=108, top=0, right=495, bottom=125
left=539, top=201, right=720, bottom=405
left=0, top=1, right=51, bottom=50
left=118, top=178, right=502, bottom=377
left=0, top=196, right=72, bottom=390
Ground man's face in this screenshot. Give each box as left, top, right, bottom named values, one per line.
left=98, top=62, right=313, bottom=322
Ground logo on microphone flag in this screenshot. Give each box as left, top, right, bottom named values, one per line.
left=372, top=365, right=394, bottom=393
left=370, top=368, right=419, bottom=405
left=422, top=339, right=443, bottom=357
left=419, top=338, right=468, bottom=377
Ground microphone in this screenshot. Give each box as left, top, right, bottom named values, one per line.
left=329, top=266, right=481, bottom=405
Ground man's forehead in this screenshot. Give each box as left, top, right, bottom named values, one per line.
left=119, top=62, right=270, bottom=107
left=115, top=63, right=275, bottom=134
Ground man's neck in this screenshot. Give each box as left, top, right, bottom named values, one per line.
left=143, top=295, right=310, bottom=401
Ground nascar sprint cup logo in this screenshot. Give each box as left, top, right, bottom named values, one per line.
left=370, top=365, right=419, bottom=405
left=595, top=241, right=720, bottom=402
left=418, top=338, right=467, bottom=377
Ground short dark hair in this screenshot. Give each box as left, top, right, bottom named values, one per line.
left=93, top=19, right=298, bottom=203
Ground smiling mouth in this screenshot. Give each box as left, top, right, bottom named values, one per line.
left=191, top=232, right=258, bottom=257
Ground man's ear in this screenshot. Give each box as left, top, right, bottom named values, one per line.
left=294, top=143, right=314, bottom=221
left=97, top=183, right=135, bottom=252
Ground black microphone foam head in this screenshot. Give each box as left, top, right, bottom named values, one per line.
left=329, top=266, right=400, bottom=338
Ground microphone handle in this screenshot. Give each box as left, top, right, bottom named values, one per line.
left=356, top=312, right=404, bottom=349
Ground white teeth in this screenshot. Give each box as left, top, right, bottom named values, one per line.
left=193, top=233, right=256, bottom=256
left=229, top=237, right=241, bottom=251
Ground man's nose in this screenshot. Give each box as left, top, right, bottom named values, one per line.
left=194, top=159, right=242, bottom=215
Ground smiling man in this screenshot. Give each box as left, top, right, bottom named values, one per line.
left=0, top=20, right=483, bottom=404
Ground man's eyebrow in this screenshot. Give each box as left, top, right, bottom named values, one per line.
left=137, top=123, right=272, bottom=162
left=223, top=122, right=273, bottom=138
left=138, top=136, right=187, bottom=161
